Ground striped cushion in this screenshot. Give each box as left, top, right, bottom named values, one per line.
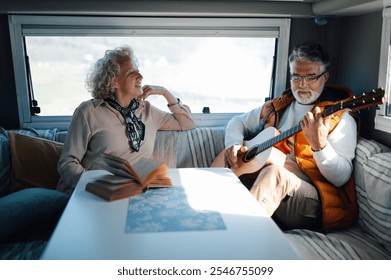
left=285, top=225, right=390, bottom=259
left=354, top=138, right=390, bottom=230
left=153, top=130, right=181, bottom=168
left=154, top=127, right=226, bottom=168
left=362, top=152, right=391, bottom=252
left=355, top=138, right=390, bottom=162
left=177, top=126, right=225, bottom=168
left=353, top=138, right=389, bottom=193
left=9, top=127, right=61, bottom=141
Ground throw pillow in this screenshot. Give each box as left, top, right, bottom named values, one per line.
left=0, top=188, right=69, bottom=242
left=363, top=152, right=391, bottom=253
left=8, top=132, right=64, bottom=192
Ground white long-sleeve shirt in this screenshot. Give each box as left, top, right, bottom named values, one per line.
left=225, top=101, right=357, bottom=187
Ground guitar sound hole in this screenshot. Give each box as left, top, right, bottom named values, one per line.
left=243, top=146, right=257, bottom=162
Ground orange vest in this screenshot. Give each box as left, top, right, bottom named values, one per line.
left=260, top=85, right=358, bottom=230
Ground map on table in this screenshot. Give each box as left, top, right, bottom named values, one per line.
left=125, top=186, right=226, bottom=233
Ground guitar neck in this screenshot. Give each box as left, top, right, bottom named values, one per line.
left=256, top=125, right=299, bottom=153
left=256, top=102, right=343, bottom=153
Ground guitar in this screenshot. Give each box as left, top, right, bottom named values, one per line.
left=211, top=88, right=385, bottom=180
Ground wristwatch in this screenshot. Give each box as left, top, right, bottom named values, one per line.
left=311, top=143, right=327, bottom=152
left=167, top=98, right=181, bottom=107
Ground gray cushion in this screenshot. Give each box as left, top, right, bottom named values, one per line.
left=285, top=226, right=391, bottom=259
left=177, top=126, right=225, bottom=168
left=354, top=138, right=391, bottom=231
left=362, top=152, right=391, bottom=253
left=153, top=126, right=226, bottom=168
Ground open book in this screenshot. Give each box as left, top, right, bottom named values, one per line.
left=86, top=153, right=172, bottom=201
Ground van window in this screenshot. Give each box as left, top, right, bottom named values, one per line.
left=377, top=7, right=391, bottom=134
left=25, top=36, right=275, bottom=115
left=9, top=15, right=290, bottom=129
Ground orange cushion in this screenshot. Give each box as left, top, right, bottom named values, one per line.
left=8, top=132, right=63, bottom=192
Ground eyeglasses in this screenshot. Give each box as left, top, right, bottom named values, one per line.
left=290, top=71, right=326, bottom=83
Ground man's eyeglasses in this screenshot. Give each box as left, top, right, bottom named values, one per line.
left=290, top=71, right=326, bottom=83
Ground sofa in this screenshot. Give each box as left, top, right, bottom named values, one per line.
left=0, top=126, right=390, bottom=259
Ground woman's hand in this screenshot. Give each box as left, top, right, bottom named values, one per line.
left=139, top=85, right=178, bottom=105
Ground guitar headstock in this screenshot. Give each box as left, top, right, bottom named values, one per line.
left=344, top=88, right=385, bottom=111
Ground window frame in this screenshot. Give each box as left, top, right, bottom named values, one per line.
left=9, top=15, right=291, bottom=129
left=376, top=7, right=391, bottom=133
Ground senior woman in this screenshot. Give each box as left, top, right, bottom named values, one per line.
left=57, top=46, right=195, bottom=194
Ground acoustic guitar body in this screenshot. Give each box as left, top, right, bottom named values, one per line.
left=211, top=127, right=287, bottom=178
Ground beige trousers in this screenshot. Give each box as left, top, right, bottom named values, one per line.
left=249, top=165, right=322, bottom=230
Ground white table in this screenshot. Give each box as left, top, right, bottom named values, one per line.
left=41, top=168, right=299, bottom=260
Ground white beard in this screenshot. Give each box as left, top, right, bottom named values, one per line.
left=292, top=85, right=324, bottom=105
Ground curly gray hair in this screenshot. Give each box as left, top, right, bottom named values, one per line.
left=288, top=41, right=330, bottom=72
left=86, top=46, right=139, bottom=99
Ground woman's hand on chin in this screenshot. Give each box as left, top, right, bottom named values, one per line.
left=139, top=85, right=177, bottom=105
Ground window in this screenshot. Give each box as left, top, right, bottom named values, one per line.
left=9, top=15, right=290, bottom=129
left=377, top=7, right=391, bottom=133
left=25, top=36, right=275, bottom=115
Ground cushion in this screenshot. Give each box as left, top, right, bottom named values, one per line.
left=177, top=126, right=225, bottom=168
left=362, top=152, right=391, bottom=253
left=10, top=127, right=60, bottom=141
left=0, top=188, right=69, bottom=242
left=285, top=225, right=391, bottom=259
left=8, top=132, right=64, bottom=192
left=355, top=137, right=391, bottom=166
left=0, top=128, right=11, bottom=197
left=354, top=138, right=391, bottom=231
left=153, top=126, right=226, bottom=168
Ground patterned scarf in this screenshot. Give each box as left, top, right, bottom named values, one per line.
left=105, top=95, right=145, bottom=152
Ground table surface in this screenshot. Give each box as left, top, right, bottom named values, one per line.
left=41, top=168, right=300, bottom=260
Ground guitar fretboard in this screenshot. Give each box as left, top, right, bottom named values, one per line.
left=255, top=124, right=300, bottom=154
left=255, top=102, right=343, bottom=155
